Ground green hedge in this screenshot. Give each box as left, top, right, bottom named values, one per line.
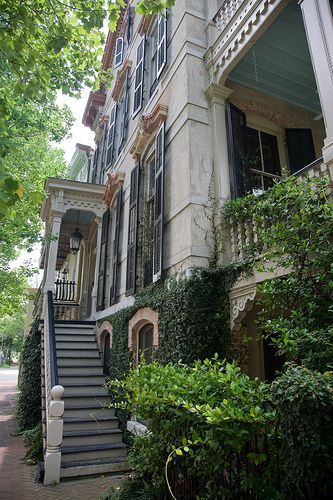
left=17, top=319, right=41, bottom=432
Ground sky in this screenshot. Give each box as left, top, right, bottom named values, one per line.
left=56, top=87, right=95, bottom=163
left=11, top=88, right=95, bottom=282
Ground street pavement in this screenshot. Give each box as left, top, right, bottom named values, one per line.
left=0, top=365, right=123, bottom=499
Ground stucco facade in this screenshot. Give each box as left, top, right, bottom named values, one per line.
left=38, top=0, right=333, bottom=379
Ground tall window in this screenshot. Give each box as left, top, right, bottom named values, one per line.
left=148, top=12, right=167, bottom=97
left=133, top=38, right=145, bottom=117
left=136, top=324, right=154, bottom=364
left=126, top=125, right=165, bottom=294
left=246, top=127, right=280, bottom=195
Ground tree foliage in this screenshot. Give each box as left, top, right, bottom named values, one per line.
left=0, top=312, right=24, bottom=363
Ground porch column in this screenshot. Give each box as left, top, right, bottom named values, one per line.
left=91, top=216, right=102, bottom=317
left=205, top=83, right=234, bottom=201
left=44, top=214, right=62, bottom=294
left=299, top=0, right=333, bottom=164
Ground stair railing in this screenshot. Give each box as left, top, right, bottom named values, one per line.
left=43, top=290, right=64, bottom=486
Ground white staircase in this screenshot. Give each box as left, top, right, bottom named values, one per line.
left=42, top=320, right=129, bottom=479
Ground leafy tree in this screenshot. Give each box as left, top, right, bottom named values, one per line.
left=0, top=312, right=24, bottom=364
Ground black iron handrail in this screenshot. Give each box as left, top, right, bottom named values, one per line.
left=47, top=290, right=58, bottom=387
left=55, top=279, right=76, bottom=302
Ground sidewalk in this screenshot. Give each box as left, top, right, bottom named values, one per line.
left=0, top=366, right=123, bottom=500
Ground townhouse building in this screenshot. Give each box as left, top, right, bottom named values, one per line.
left=37, top=0, right=333, bottom=484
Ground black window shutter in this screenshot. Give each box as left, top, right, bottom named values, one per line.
left=97, top=209, right=111, bottom=311
left=285, top=128, right=316, bottom=174
left=110, top=187, right=123, bottom=305
left=133, top=38, right=145, bottom=117
left=153, top=124, right=165, bottom=282
left=126, top=165, right=140, bottom=295
left=226, top=102, right=249, bottom=197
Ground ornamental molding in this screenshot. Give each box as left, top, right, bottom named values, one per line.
left=130, top=103, right=168, bottom=161
left=112, top=60, right=132, bottom=101
left=205, top=83, right=234, bottom=105
left=138, top=14, right=155, bottom=35
left=212, top=0, right=288, bottom=83
left=230, top=283, right=257, bottom=331
left=103, top=171, right=125, bottom=208
left=82, top=92, right=106, bottom=130
left=128, top=307, right=159, bottom=350
left=231, top=96, right=295, bottom=128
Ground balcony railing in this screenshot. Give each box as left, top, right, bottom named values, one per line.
left=55, top=279, right=76, bottom=302
left=229, top=158, right=332, bottom=261
left=213, top=0, right=245, bottom=32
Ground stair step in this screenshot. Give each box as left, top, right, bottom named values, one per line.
left=59, top=376, right=106, bottom=385
left=60, top=457, right=131, bottom=478
left=56, top=334, right=96, bottom=342
left=63, top=385, right=108, bottom=396
left=63, top=394, right=111, bottom=406
left=42, top=341, right=97, bottom=350
left=55, top=320, right=95, bottom=326
left=64, top=402, right=115, bottom=419
left=63, top=416, right=119, bottom=431
left=57, top=358, right=102, bottom=367
left=42, top=348, right=100, bottom=358
left=61, top=442, right=127, bottom=463
left=63, top=429, right=123, bottom=447
left=58, top=366, right=104, bottom=376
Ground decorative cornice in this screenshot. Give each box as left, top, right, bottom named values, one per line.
left=130, top=103, right=168, bottom=161
left=205, top=83, right=233, bottom=105
left=82, top=92, right=106, bottom=130
left=138, top=14, right=155, bottom=35
left=103, top=171, right=125, bottom=208
left=112, top=60, right=132, bottom=101
left=230, top=284, right=257, bottom=331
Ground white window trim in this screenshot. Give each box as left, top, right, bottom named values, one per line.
left=114, top=37, right=124, bottom=69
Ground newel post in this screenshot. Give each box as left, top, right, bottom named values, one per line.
left=44, top=385, right=65, bottom=486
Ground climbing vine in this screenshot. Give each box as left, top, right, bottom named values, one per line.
left=17, top=319, right=41, bottom=432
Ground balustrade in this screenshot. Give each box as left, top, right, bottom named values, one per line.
left=229, top=158, right=332, bottom=260
left=213, top=0, right=245, bottom=32
left=55, top=279, right=76, bottom=302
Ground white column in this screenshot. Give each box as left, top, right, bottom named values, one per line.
left=205, top=83, right=234, bottom=201
left=91, top=217, right=103, bottom=317
left=43, top=214, right=62, bottom=294
left=299, top=0, right=333, bottom=164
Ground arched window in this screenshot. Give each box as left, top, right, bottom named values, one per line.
left=137, top=323, right=154, bottom=364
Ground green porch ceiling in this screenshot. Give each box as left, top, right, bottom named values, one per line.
left=228, top=2, right=321, bottom=114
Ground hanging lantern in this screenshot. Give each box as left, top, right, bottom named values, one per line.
left=69, top=228, right=83, bottom=255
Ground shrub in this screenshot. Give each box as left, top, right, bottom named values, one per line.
left=269, top=365, right=333, bottom=499
left=21, top=423, right=43, bottom=464
left=107, top=357, right=276, bottom=499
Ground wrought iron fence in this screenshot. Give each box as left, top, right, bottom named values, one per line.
left=54, top=279, right=76, bottom=302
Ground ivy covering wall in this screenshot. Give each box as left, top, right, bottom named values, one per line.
left=100, top=265, right=244, bottom=380
left=17, top=319, right=41, bottom=432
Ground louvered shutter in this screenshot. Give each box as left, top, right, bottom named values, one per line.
left=110, top=187, right=123, bottom=305
left=153, top=124, right=165, bottom=282
left=97, top=209, right=111, bottom=311
left=106, top=105, right=117, bottom=169
left=226, top=102, right=249, bottom=197
left=157, top=12, right=167, bottom=78
left=285, top=128, right=316, bottom=174
left=114, top=37, right=124, bottom=68
left=119, top=71, right=130, bottom=149
left=99, top=122, right=109, bottom=183
left=133, top=38, right=145, bottom=117
left=126, top=165, right=140, bottom=295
